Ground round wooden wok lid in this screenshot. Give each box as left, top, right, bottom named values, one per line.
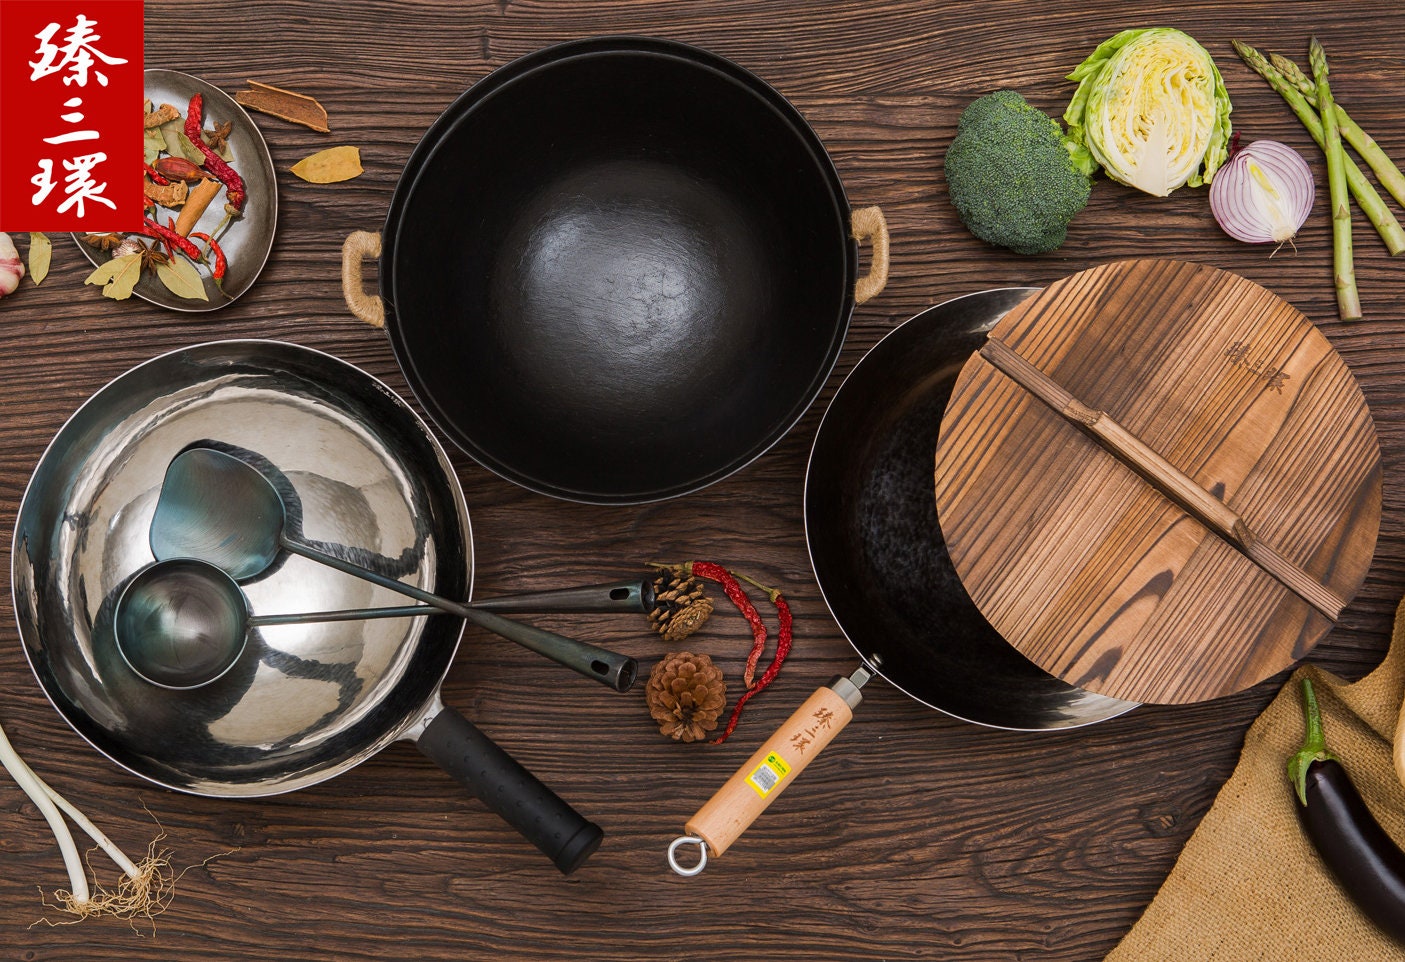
left=933, top=259, right=1381, bottom=705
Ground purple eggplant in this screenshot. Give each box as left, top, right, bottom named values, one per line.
left=1289, top=677, right=1405, bottom=944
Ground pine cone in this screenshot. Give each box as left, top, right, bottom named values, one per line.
left=646, top=651, right=727, bottom=743
left=648, top=569, right=714, bottom=644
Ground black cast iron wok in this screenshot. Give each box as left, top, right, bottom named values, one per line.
left=668, top=289, right=1138, bottom=874
left=342, top=36, right=889, bottom=504
left=12, top=341, right=601, bottom=874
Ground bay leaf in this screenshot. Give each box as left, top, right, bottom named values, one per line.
left=177, top=130, right=207, bottom=164
left=158, top=119, right=185, bottom=159
left=83, top=253, right=143, bottom=300
left=156, top=255, right=209, bottom=301
left=160, top=118, right=207, bottom=165
left=144, top=127, right=166, bottom=164
left=291, top=145, right=362, bottom=184
left=27, top=232, right=50, bottom=285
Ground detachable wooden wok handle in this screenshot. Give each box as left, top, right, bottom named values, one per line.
left=668, top=666, right=873, bottom=876
left=978, top=337, right=1347, bottom=622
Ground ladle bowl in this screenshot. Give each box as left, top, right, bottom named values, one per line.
left=115, top=558, right=437, bottom=689
left=115, top=559, right=251, bottom=688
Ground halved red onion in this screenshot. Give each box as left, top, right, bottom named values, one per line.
left=1209, top=140, right=1315, bottom=244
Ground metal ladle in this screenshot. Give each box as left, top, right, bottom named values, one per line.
left=114, top=557, right=440, bottom=689
left=149, top=446, right=638, bottom=692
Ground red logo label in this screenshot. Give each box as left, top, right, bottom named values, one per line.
left=0, top=1, right=144, bottom=231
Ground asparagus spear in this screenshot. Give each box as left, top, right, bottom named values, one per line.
left=1312, top=38, right=1362, bottom=320
left=1233, top=39, right=1405, bottom=256
left=1270, top=50, right=1405, bottom=210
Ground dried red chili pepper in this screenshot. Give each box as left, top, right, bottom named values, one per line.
left=656, top=562, right=768, bottom=687
left=189, top=231, right=226, bottom=282
left=185, top=93, right=246, bottom=212
left=710, top=573, right=792, bottom=746
left=138, top=216, right=204, bottom=262
left=693, top=561, right=769, bottom=688
left=165, top=215, right=179, bottom=261
left=143, top=163, right=170, bottom=187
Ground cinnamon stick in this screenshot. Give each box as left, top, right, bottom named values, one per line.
left=233, top=81, right=330, bottom=133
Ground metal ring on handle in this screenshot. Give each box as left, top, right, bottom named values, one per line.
left=667, top=835, right=708, bottom=876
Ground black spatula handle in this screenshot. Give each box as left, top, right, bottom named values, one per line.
left=417, top=707, right=603, bottom=874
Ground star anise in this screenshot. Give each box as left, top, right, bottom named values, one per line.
left=111, top=237, right=168, bottom=270
left=83, top=232, right=124, bottom=251
left=204, top=120, right=234, bottom=153
left=138, top=243, right=170, bottom=271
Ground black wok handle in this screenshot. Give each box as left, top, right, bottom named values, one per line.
left=417, top=706, right=603, bottom=875
left=470, top=578, right=653, bottom=615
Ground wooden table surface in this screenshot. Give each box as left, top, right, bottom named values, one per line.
left=3, top=1, right=1404, bottom=959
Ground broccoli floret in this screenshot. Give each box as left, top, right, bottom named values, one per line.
left=944, top=89, right=1093, bottom=255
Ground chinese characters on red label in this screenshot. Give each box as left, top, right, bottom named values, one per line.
left=1, top=1, right=143, bottom=230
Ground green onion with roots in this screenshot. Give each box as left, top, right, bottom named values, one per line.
left=0, top=721, right=172, bottom=920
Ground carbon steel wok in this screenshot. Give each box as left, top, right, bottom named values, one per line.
left=12, top=340, right=600, bottom=873
left=342, top=36, right=889, bottom=504
left=669, top=288, right=1137, bottom=874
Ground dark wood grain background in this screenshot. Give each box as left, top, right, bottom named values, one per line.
left=3, top=1, right=1404, bottom=959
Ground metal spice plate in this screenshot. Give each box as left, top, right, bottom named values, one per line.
left=71, top=68, right=278, bottom=311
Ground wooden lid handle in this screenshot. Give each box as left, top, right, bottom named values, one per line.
left=979, top=337, right=1347, bottom=621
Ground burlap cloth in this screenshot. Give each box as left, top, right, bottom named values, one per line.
left=1107, top=595, right=1405, bottom=962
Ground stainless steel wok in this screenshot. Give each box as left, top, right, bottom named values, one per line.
left=12, top=340, right=601, bottom=873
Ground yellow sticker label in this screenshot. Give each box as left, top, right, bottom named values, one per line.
left=746, top=752, right=792, bottom=799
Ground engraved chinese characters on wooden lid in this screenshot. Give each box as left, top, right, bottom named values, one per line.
left=933, top=259, right=1381, bottom=705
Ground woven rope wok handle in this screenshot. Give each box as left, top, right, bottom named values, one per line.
left=851, top=206, right=890, bottom=305
left=667, top=668, right=871, bottom=876
left=341, top=230, right=385, bottom=328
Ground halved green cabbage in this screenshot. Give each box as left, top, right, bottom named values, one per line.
left=1064, top=28, right=1232, bottom=197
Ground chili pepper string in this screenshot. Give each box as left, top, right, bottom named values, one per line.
left=185, top=94, right=247, bottom=212
left=710, top=574, right=793, bottom=745
left=648, top=561, right=795, bottom=745
left=165, top=216, right=180, bottom=261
